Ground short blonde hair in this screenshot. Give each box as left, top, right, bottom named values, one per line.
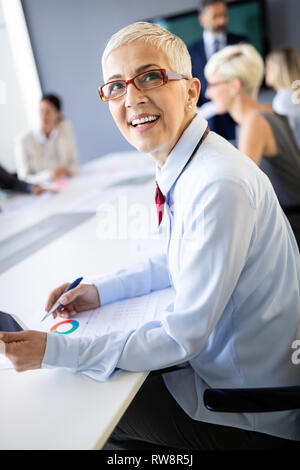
left=266, top=46, right=300, bottom=91
left=204, top=43, right=264, bottom=97
left=101, top=21, right=192, bottom=79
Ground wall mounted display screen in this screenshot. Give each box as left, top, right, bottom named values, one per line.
left=149, top=0, right=267, bottom=57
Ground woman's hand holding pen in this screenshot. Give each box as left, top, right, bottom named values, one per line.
left=45, top=283, right=100, bottom=319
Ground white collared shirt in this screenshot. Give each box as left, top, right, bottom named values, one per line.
left=43, top=113, right=300, bottom=441
left=203, top=29, right=227, bottom=59
left=35, top=127, right=59, bottom=144
left=34, top=127, right=60, bottom=168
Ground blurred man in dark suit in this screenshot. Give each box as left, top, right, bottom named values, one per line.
left=0, top=164, right=45, bottom=195
left=189, top=0, right=248, bottom=141
left=0, top=164, right=55, bottom=211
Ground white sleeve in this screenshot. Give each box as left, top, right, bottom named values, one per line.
left=59, top=120, right=79, bottom=174
left=93, top=251, right=170, bottom=306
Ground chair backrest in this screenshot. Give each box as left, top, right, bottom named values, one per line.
left=203, top=385, right=300, bottom=412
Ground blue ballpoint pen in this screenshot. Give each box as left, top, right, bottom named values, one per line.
left=41, top=277, right=83, bottom=322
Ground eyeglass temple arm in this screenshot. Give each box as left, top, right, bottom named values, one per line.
left=166, top=71, right=189, bottom=80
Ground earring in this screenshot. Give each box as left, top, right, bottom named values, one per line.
left=188, top=105, right=193, bottom=109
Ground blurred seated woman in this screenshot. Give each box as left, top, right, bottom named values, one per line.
left=205, top=43, right=300, bottom=247
left=15, top=94, right=78, bottom=182
left=265, top=46, right=300, bottom=148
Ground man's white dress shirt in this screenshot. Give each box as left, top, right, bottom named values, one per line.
left=203, top=30, right=226, bottom=59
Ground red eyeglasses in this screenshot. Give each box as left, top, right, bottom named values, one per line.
left=98, top=68, right=189, bottom=101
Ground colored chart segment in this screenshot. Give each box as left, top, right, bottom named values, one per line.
left=50, top=319, right=79, bottom=335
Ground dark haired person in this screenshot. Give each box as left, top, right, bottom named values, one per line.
left=0, top=164, right=52, bottom=212
left=188, top=0, right=248, bottom=142
left=0, top=164, right=45, bottom=195
left=15, top=94, right=78, bottom=182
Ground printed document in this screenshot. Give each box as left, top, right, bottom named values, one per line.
left=31, top=287, right=175, bottom=340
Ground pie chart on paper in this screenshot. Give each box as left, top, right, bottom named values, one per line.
left=50, top=319, right=79, bottom=335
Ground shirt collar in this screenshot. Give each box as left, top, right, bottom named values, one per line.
left=203, top=29, right=226, bottom=45
left=155, top=113, right=208, bottom=197
left=35, top=127, right=58, bottom=143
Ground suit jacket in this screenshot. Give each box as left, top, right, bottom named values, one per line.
left=0, top=165, right=30, bottom=193
left=188, top=32, right=248, bottom=141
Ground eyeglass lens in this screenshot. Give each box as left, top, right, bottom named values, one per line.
left=102, top=70, right=164, bottom=100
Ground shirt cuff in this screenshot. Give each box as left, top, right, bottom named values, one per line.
left=42, top=333, right=81, bottom=370
left=25, top=183, right=33, bottom=194
left=93, top=275, right=125, bottom=306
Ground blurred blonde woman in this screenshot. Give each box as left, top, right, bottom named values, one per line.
left=266, top=46, right=300, bottom=147
left=205, top=43, right=300, bottom=246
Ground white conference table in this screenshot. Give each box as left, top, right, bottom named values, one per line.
left=0, top=151, right=164, bottom=450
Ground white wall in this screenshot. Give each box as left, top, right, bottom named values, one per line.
left=0, top=0, right=41, bottom=172
left=0, top=1, right=27, bottom=171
